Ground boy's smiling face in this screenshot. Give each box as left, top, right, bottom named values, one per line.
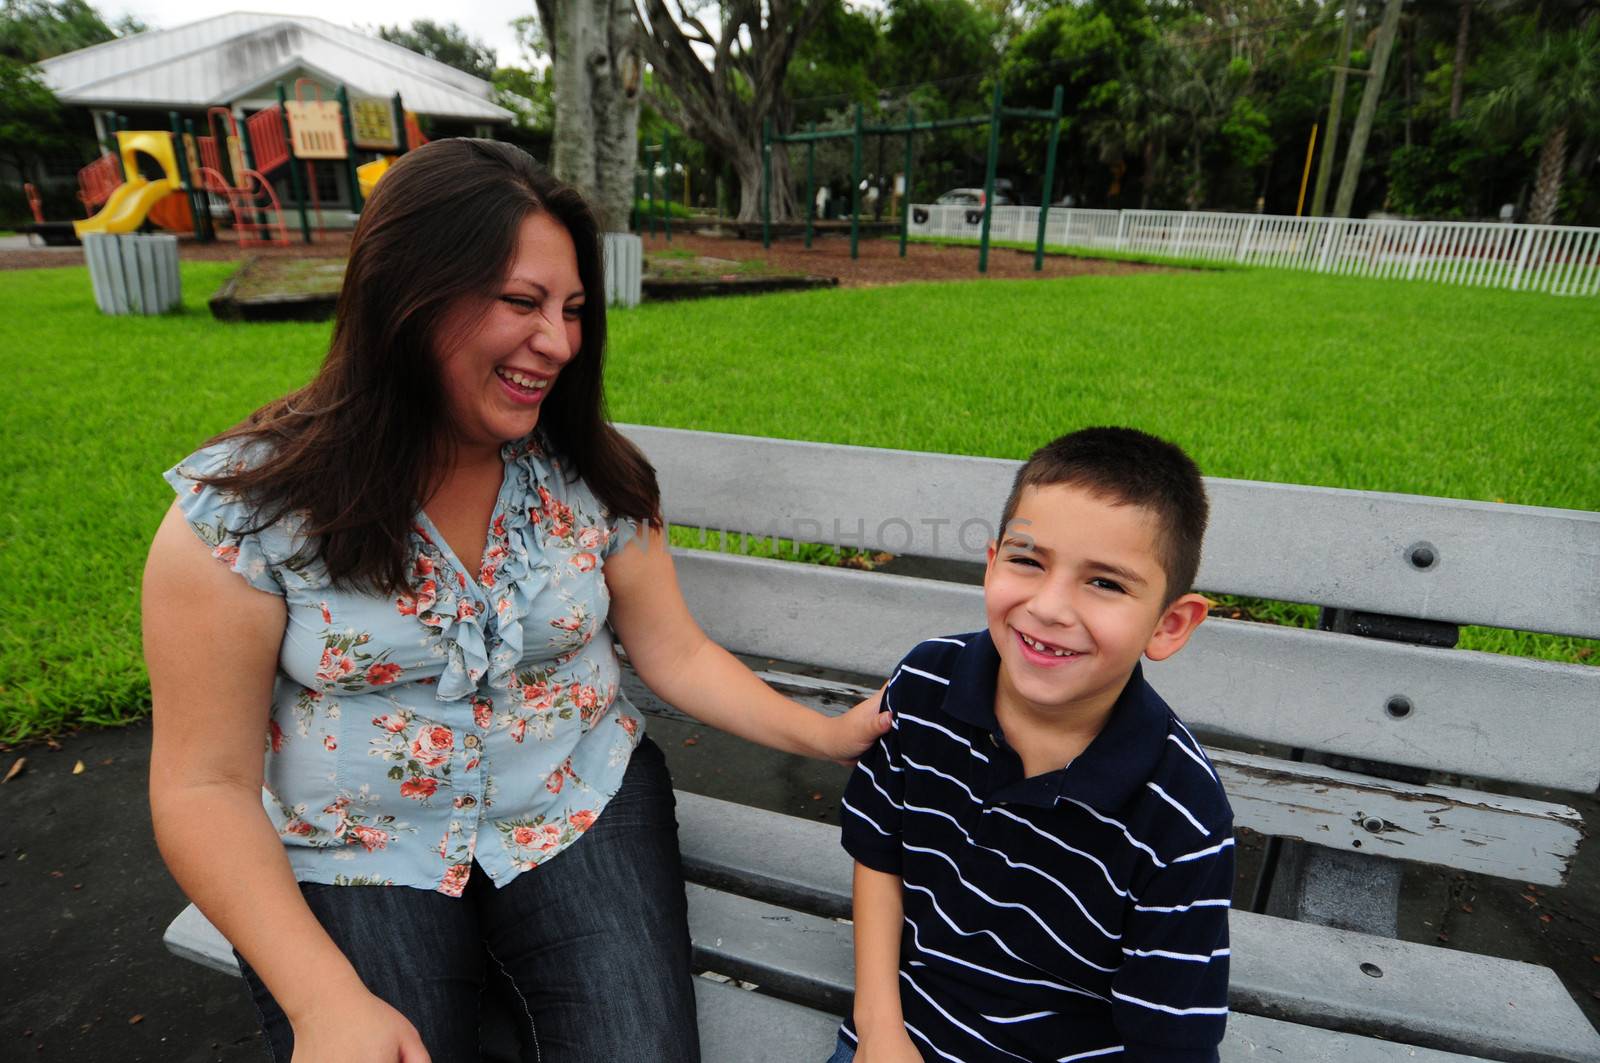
left=985, top=482, right=1206, bottom=729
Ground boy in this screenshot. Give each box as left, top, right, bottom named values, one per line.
left=835, top=427, right=1232, bottom=1063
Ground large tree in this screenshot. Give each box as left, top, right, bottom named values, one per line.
left=1469, top=16, right=1600, bottom=225
left=377, top=19, right=498, bottom=81
left=0, top=0, right=138, bottom=62
left=633, top=0, right=832, bottom=222
left=535, top=0, right=643, bottom=233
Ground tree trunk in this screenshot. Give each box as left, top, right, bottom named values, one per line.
left=1332, top=0, right=1404, bottom=219
left=1403, top=18, right=1413, bottom=149
left=1528, top=122, right=1569, bottom=226
left=729, top=137, right=798, bottom=224
left=1310, top=3, right=1356, bottom=217
left=1450, top=0, right=1470, bottom=121
left=543, top=0, right=642, bottom=233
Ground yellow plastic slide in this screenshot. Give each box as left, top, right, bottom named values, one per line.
left=74, top=177, right=181, bottom=236
left=357, top=156, right=392, bottom=200
left=73, top=130, right=186, bottom=237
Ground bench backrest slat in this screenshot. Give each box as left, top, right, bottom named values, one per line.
left=672, top=550, right=1600, bottom=791
left=626, top=425, right=1600, bottom=639
left=625, top=669, right=1582, bottom=883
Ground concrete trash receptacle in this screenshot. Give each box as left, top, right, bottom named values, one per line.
left=604, top=232, right=642, bottom=308
left=83, top=232, right=181, bottom=315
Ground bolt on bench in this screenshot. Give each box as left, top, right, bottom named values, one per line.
left=166, top=425, right=1600, bottom=1062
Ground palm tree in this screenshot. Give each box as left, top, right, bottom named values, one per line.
left=1469, top=17, right=1600, bottom=224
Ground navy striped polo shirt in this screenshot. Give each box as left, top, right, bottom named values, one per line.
left=840, top=630, right=1234, bottom=1062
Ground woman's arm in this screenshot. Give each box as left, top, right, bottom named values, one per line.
left=851, top=861, right=921, bottom=1062
left=143, top=503, right=428, bottom=1063
left=603, top=522, right=888, bottom=762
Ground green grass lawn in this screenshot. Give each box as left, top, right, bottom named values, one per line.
left=2, top=261, right=1595, bottom=743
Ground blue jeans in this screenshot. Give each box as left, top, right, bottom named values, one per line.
left=238, top=736, right=699, bottom=1062
left=826, top=1033, right=857, bottom=1062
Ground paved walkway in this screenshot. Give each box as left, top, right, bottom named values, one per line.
left=5, top=716, right=1596, bottom=1059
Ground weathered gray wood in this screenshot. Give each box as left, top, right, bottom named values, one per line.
left=676, top=790, right=855, bottom=920
left=164, top=895, right=1511, bottom=1063
left=163, top=902, right=238, bottom=977
left=1209, top=749, right=1580, bottom=886
left=667, top=549, right=1600, bottom=791
left=621, top=424, right=1600, bottom=640
left=694, top=976, right=843, bottom=1061
left=689, top=883, right=854, bottom=1015
left=637, top=678, right=1583, bottom=884
left=673, top=794, right=1600, bottom=1063
left=1223, top=1013, right=1497, bottom=1062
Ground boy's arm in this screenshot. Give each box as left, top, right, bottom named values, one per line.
left=1112, top=831, right=1235, bottom=1063
left=851, top=862, right=923, bottom=1062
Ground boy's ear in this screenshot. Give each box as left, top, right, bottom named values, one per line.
left=1144, top=593, right=1210, bottom=662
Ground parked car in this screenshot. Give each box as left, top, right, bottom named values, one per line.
left=934, top=186, right=1015, bottom=207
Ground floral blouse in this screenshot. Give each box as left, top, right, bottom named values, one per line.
left=165, top=433, right=644, bottom=896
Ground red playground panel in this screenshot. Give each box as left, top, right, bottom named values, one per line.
left=246, top=106, right=289, bottom=176
left=77, top=153, right=123, bottom=214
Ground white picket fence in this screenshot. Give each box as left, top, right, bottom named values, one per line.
left=907, top=204, right=1600, bottom=296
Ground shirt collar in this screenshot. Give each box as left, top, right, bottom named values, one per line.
left=939, top=629, right=1170, bottom=811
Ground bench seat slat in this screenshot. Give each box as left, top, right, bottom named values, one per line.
left=694, top=977, right=842, bottom=1061
left=162, top=905, right=1501, bottom=1062
left=669, top=549, right=1600, bottom=791
left=625, top=424, right=1600, bottom=639
left=688, top=888, right=1502, bottom=1062
left=631, top=672, right=1584, bottom=885
left=674, top=792, right=1600, bottom=1063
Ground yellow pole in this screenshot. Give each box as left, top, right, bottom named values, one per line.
left=1296, top=123, right=1319, bottom=217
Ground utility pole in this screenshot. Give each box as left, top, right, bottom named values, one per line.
left=1310, top=4, right=1356, bottom=217
left=1449, top=0, right=1470, bottom=120
left=1333, top=0, right=1405, bottom=218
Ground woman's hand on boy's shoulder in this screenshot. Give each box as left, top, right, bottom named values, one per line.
left=822, top=685, right=890, bottom=766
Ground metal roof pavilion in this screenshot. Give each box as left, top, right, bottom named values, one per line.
left=38, top=10, right=512, bottom=122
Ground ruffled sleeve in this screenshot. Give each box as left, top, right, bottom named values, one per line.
left=164, top=440, right=293, bottom=596
left=603, top=514, right=641, bottom=559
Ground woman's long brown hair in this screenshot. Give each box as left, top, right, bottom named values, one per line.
left=201, top=139, right=658, bottom=595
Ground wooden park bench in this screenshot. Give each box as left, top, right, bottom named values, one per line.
left=166, top=425, right=1600, bottom=1062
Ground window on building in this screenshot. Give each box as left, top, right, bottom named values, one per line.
left=311, top=162, right=342, bottom=205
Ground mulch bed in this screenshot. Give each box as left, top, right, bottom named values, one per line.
left=0, top=230, right=353, bottom=272
left=641, top=230, right=1164, bottom=286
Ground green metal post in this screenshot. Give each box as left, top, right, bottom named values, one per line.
left=978, top=83, right=1003, bottom=274
left=662, top=129, right=673, bottom=243
left=391, top=93, right=407, bottom=155
left=337, top=85, right=364, bottom=214
left=279, top=83, right=311, bottom=244
left=169, top=111, right=199, bottom=241
left=762, top=119, right=772, bottom=250
left=646, top=146, right=657, bottom=238
left=1034, top=86, right=1063, bottom=272
left=239, top=109, right=258, bottom=173
left=849, top=103, right=862, bottom=260
left=899, top=106, right=915, bottom=258
left=804, top=124, right=815, bottom=249
left=180, top=116, right=215, bottom=242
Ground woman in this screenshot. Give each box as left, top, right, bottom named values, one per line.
left=143, top=139, right=887, bottom=1063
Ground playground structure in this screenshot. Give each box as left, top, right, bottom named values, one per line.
left=73, top=130, right=186, bottom=237
left=61, top=84, right=427, bottom=247
left=761, top=84, right=1066, bottom=273
left=637, top=130, right=677, bottom=241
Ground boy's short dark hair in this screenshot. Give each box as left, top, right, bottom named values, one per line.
left=999, top=427, right=1209, bottom=604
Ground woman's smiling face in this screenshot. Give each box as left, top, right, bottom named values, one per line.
left=433, top=211, right=585, bottom=457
